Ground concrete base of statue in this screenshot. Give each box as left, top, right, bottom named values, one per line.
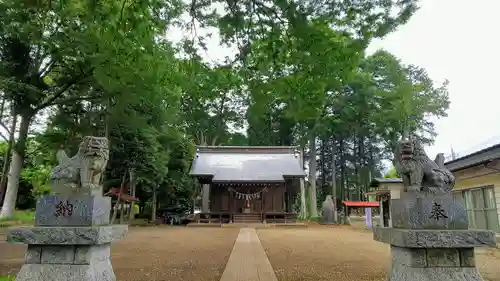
left=373, top=191, right=495, bottom=281
left=7, top=195, right=128, bottom=281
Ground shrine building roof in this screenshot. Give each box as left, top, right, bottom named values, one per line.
left=445, top=143, right=500, bottom=172
left=369, top=178, right=403, bottom=186
left=190, top=146, right=306, bottom=182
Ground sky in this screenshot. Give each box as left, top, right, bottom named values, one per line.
left=368, top=0, right=500, bottom=160
left=168, top=0, right=500, bottom=161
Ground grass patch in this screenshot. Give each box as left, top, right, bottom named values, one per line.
left=129, top=219, right=153, bottom=227
left=0, top=209, right=35, bottom=227
left=0, top=275, right=14, bottom=281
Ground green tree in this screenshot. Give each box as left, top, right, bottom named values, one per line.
left=0, top=0, right=453, bottom=224
left=0, top=0, right=183, bottom=217
left=384, top=167, right=399, bottom=179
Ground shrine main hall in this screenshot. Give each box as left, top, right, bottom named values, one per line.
left=189, top=146, right=306, bottom=224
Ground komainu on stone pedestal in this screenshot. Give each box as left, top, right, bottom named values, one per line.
left=394, top=139, right=455, bottom=193
left=7, top=136, right=127, bottom=281
left=50, top=136, right=109, bottom=196
left=373, top=139, right=496, bottom=281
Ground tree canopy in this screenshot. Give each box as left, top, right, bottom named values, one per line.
left=0, top=0, right=450, bottom=219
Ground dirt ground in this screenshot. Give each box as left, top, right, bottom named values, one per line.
left=258, top=225, right=500, bottom=281
left=0, top=227, right=240, bottom=281
left=2, top=226, right=500, bottom=281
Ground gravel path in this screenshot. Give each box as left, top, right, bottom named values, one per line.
left=258, top=225, right=500, bottom=281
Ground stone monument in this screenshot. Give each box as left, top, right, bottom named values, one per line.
left=7, top=136, right=128, bottom=281
left=321, top=195, right=336, bottom=224
left=373, top=139, right=496, bottom=281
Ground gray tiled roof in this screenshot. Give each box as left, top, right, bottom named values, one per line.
left=190, top=146, right=306, bottom=182
left=370, top=177, right=402, bottom=187
left=445, top=143, right=500, bottom=171
left=372, top=178, right=403, bottom=183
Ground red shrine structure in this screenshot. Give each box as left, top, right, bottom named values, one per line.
left=189, top=146, right=306, bottom=224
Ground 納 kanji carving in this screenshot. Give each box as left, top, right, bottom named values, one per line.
left=54, top=200, right=74, bottom=217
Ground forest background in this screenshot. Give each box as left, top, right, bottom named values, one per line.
left=0, top=0, right=450, bottom=220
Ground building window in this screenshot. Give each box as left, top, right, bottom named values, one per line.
left=452, top=191, right=464, bottom=203
left=484, top=187, right=498, bottom=232
left=455, top=186, right=499, bottom=232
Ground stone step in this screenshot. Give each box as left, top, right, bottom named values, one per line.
left=233, top=214, right=262, bottom=223
left=234, top=220, right=262, bottom=223
left=187, top=222, right=308, bottom=228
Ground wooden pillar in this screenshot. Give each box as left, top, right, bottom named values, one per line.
left=286, top=182, right=291, bottom=213
left=260, top=186, right=266, bottom=213
left=282, top=182, right=285, bottom=213
left=202, top=183, right=210, bottom=213
left=387, top=198, right=393, bottom=227
left=284, top=183, right=287, bottom=213
left=299, top=149, right=307, bottom=218
left=299, top=178, right=306, bottom=218
left=229, top=189, right=233, bottom=223
left=379, top=200, right=384, bottom=227
left=262, top=184, right=266, bottom=223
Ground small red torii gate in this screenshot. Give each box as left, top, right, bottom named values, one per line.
left=343, top=201, right=380, bottom=207
left=104, top=188, right=139, bottom=202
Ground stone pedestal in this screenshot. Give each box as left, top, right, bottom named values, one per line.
left=373, top=192, right=496, bottom=281
left=7, top=195, right=128, bottom=281
left=390, top=192, right=468, bottom=230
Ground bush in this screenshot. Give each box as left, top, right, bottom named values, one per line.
left=0, top=275, right=15, bottom=281
left=309, top=216, right=322, bottom=222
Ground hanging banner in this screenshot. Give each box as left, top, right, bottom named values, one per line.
left=228, top=187, right=267, bottom=201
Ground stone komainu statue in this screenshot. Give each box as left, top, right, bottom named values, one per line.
left=394, top=139, right=455, bottom=193
left=50, top=136, right=109, bottom=195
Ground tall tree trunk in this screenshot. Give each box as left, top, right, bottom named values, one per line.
left=308, top=136, right=318, bottom=218
left=339, top=137, right=349, bottom=222
left=320, top=138, right=326, bottom=200
left=111, top=172, right=127, bottom=224
left=368, top=142, right=375, bottom=183
left=331, top=138, right=338, bottom=223
left=128, top=168, right=136, bottom=221
left=104, top=97, right=111, bottom=140
left=299, top=145, right=307, bottom=218
left=101, top=97, right=112, bottom=186
left=356, top=136, right=364, bottom=201
left=339, top=138, right=345, bottom=205
left=344, top=152, right=350, bottom=224
left=0, top=110, right=17, bottom=206
left=151, top=185, right=157, bottom=222
left=0, top=114, right=31, bottom=218
left=353, top=137, right=360, bottom=201
left=360, top=137, right=368, bottom=198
